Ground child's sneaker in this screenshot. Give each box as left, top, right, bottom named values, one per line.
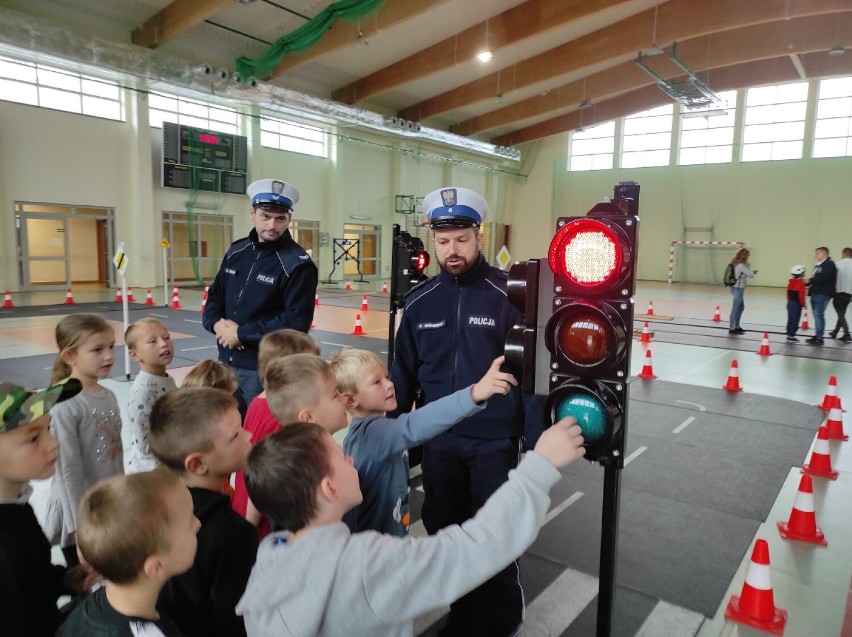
left=786, top=336, right=799, bottom=343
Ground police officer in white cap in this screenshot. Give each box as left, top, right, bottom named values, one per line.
left=203, top=179, right=317, bottom=416
left=390, top=187, right=541, bottom=636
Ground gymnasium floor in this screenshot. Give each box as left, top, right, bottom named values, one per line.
left=3, top=280, right=851, bottom=636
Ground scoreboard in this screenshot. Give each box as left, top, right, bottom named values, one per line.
left=162, top=122, right=248, bottom=195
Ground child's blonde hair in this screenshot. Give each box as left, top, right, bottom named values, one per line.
left=124, top=317, right=167, bottom=351
left=181, top=360, right=238, bottom=393
left=258, top=329, right=320, bottom=387
left=51, top=313, right=113, bottom=384
left=265, top=354, right=335, bottom=425
left=329, top=349, right=385, bottom=396
left=77, top=469, right=182, bottom=584
left=148, top=387, right=238, bottom=473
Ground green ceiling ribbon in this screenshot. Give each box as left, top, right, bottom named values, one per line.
left=235, top=0, right=385, bottom=80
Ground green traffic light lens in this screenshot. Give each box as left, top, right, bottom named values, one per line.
left=553, top=391, right=608, bottom=442
left=556, top=312, right=611, bottom=366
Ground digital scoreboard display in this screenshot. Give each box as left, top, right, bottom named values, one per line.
left=162, top=122, right=248, bottom=195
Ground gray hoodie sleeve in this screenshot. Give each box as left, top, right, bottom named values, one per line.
left=355, top=451, right=561, bottom=624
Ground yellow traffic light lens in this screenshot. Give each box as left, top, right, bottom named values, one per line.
left=548, top=219, right=623, bottom=290
left=557, top=312, right=610, bottom=366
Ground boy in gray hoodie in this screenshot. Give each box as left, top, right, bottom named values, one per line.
left=236, top=417, right=585, bottom=637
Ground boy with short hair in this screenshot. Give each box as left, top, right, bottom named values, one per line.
left=236, top=418, right=586, bottom=637
left=0, top=378, right=91, bottom=637
left=330, top=349, right=516, bottom=536
left=148, top=387, right=258, bottom=637
left=233, top=329, right=321, bottom=536
left=124, top=317, right=176, bottom=473
left=58, top=469, right=199, bottom=636
left=263, top=353, right=348, bottom=434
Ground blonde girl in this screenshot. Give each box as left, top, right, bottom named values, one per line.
left=45, top=313, right=124, bottom=566
left=728, top=248, right=757, bottom=334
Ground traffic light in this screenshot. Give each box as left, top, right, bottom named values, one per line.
left=390, top=224, right=430, bottom=309
left=505, top=182, right=639, bottom=466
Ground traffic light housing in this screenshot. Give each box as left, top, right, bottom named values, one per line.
left=390, top=224, right=431, bottom=309
left=505, top=182, right=640, bottom=466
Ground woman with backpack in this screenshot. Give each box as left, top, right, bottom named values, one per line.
left=728, top=248, right=757, bottom=334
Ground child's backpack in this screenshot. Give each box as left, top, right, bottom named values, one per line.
left=723, top=263, right=737, bottom=287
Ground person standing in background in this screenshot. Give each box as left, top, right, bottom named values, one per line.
left=202, top=179, right=317, bottom=416
left=806, top=246, right=837, bottom=345
left=728, top=248, right=757, bottom=335
left=829, top=246, right=852, bottom=342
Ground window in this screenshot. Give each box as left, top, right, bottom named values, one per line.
left=260, top=116, right=327, bottom=158
left=678, top=91, right=737, bottom=165
left=622, top=104, right=673, bottom=168
left=813, top=77, right=852, bottom=158
left=0, top=56, right=124, bottom=121
left=149, top=91, right=238, bottom=133
left=742, top=82, right=807, bottom=162
left=162, top=211, right=234, bottom=283
left=289, top=220, right=320, bottom=260
left=568, top=121, right=615, bottom=171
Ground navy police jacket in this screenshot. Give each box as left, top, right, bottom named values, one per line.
left=202, top=228, right=317, bottom=370
left=391, top=254, right=529, bottom=440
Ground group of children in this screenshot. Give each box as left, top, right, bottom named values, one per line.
left=1, top=310, right=587, bottom=637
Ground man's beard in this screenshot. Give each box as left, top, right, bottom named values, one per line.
left=439, top=253, right=475, bottom=277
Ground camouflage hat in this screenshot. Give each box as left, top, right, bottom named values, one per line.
left=0, top=378, right=83, bottom=434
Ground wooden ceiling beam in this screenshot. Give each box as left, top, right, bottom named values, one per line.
left=399, top=0, right=850, bottom=122
left=332, top=0, right=639, bottom=104
left=268, top=0, right=450, bottom=78
left=457, top=11, right=852, bottom=136
left=132, top=0, right=233, bottom=49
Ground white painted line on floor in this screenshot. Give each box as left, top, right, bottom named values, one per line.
left=523, top=567, right=599, bottom=635
left=149, top=313, right=168, bottom=318
left=673, top=416, right=696, bottom=434
left=179, top=345, right=217, bottom=352
left=544, top=491, right=584, bottom=525
left=624, top=445, right=647, bottom=467
left=183, top=319, right=202, bottom=324
left=635, top=599, right=704, bottom=637
left=320, top=341, right=353, bottom=349
left=676, top=400, right=707, bottom=412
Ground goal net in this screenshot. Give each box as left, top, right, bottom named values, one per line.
left=667, top=240, right=745, bottom=284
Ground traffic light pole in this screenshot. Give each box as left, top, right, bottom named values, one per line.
left=597, top=463, right=621, bottom=637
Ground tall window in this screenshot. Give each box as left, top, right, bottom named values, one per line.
left=568, top=121, right=615, bottom=171
left=678, top=90, right=737, bottom=165
left=813, top=77, right=852, bottom=158
left=260, top=116, right=327, bottom=158
left=0, top=55, right=124, bottom=121
left=149, top=91, right=238, bottom=133
left=742, top=82, right=807, bottom=162
left=622, top=104, right=673, bottom=168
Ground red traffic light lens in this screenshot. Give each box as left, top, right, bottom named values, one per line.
left=556, top=310, right=611, bottom=367
left=412, top=250, right=430, bottom=272
left=548, top=219, right=622, bottom=291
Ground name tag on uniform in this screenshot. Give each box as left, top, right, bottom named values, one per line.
left=468, top=315, right=496, bottom=327
left=225, top=268, right=237, bottom=276
left=417, top=320, right=446, bottom=330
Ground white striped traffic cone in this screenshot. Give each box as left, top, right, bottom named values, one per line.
left=64, top=288, right=75, bottom=305
left=756, top=332, right=772, bottom=356
left=639, top=322, right=651, bottom=343
left=638, top=350, right=657, bottom=379
left=801, top=308, right=810, bottom=330
left=824, top=405, right=848, bottom=441
left=713, top=305, right=721, bottom=322
left=114, top=288, right=123, bottom=303
left=171, top=286, right=181, bottom=309
left=361, top=295, right=369, bottom=312
left=816, top=375, right=840, bottom=411
left=2, top=290, right=12, bottom=308
left=724, top=539, right=787, bottom=635
left=127, top=288, right=135, bottom=302
left=381, top=281, right=389, bottom=293
left=145, top=289, right=154, bottom=305
left=352, top=314, right=364, bottom=336
left=345, top=280, right=352, bottom=290
left=646, top=300, right=654, bottom=316
left=802, top=425, right=839, bottom=480
left=777, top=474, right=826, bottom=545
left=722, top=359, right=743, bottom=392
left=315, top=292, right=320, bottom=306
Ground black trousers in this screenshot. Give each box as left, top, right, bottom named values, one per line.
left=832, top=292, right=851, bottom=336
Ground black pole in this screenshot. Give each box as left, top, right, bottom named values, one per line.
left=387, top=305, right=397, bottom=370
left=597, top=463, right=621, bottom=637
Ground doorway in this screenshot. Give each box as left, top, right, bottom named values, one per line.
left=342, top=223, right=381, bottom=278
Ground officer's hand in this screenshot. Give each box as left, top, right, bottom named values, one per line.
left=471, top=355, right=518, bottom=403
left=533, top=417, right=585, bottom=469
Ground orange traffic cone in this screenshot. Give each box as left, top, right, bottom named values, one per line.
left=824, top=405, right=848, bottom=441
left=64, top=288, right=75, bottom=305
left=314, top=292, right=320, bottom=306
left=724, top=539, right=787, bottom=635
left=816, top=375, right=839, bottom=411
left=722, top=359, right=743, bottom=392
left=646, top=300, right=654, bottom=316
left=200, top=285, right=209, bottom=313
left=345, top=280, right=352, bottom=290
left=114, top=288, right=123, bottom=303
left=802, top=426, right=839, bottom=480
left=361, top=295, right=369, bottom=312
left=127, top=288, right=135, bottom=302
left=352, top=314, right=364, bottom=336
left=145, top=289, right=154, bottom=305
left=638, top=322, right=652, bottom=343
left=171, top=286, right=181, bottom=309
left=757, top=332, right=772, bottom=356
left=713, top=305, right=721, bottom=322
left=638, top=350, right=657, bottom=379
left=2, top=290, right=12, bottom=308
left=801, top=308, right=810, bottom=330
left=777, top=474, right=827, bottom=546
left=381, top=281, right=389, bottom=294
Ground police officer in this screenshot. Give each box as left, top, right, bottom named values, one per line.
left=202, top=179, right=317, bottom=415
left=391, top=187, right=540, bottom=636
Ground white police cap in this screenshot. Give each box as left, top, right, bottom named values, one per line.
left=423, top=187, right=488, bottom=229
left=247, top=179, right=300, bottom=212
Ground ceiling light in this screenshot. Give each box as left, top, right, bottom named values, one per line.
left=829, top=46, right=845, bottom=56
left=477, top=50, right=493, bottom=63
